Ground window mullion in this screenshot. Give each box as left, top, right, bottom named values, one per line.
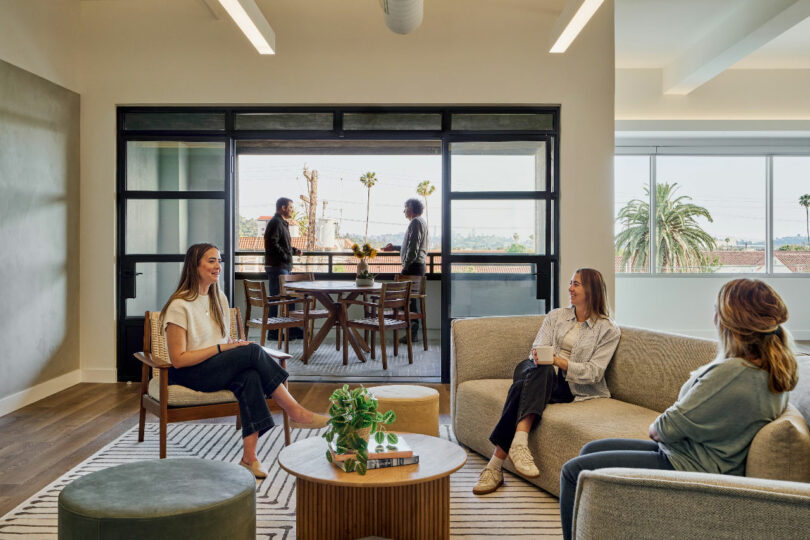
left=766, top=155, right=774, bottom=275
left=649, top=155, right=656, bottom=275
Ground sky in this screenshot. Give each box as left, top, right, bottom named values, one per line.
left=615, top=155, right=810, bottom=245
left=238, top=147, right=546, bottom=247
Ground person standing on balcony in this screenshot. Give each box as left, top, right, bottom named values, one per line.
left=264, top=197, right=302, bottom=339
left=384, top=198, right=428, bottom=343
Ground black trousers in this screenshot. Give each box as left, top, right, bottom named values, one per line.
left=168, top=343, right=288, bottom=439
left=489, top=359, right=574, bottom=451
left=402, top=262, right=426, bottom=336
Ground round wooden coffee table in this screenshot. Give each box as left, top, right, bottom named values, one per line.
left=278, top=433, right=467, bottom=540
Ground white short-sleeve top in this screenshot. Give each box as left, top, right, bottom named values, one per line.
left=162, top=291, right=230, bottom=352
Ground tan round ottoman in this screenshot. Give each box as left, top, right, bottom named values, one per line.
left=368, top=385, right=439, bottom=436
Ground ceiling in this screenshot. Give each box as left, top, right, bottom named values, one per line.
left=616, top=0, right=810, bottom=70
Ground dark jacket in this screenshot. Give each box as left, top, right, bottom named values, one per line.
left=264, top=213, right=297, bottom=270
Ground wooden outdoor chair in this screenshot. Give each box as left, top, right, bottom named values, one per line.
left=243, top=279, right=310, bottom=361
left=341, top=281, right=412, bottom=370
left=279, top=272, right=340, bottom=361
left=366, top=274, right=428, bottom=351
left=135, top=307, right=291, bottom=458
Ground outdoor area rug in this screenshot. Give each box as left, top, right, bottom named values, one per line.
left=0, top=423, right=562, bottom=539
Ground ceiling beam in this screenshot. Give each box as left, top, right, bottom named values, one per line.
left=663, top=0, right=810, bottom=95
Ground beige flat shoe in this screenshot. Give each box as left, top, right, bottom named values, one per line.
left=240, top=459, right=268, bottom=479
left=290, top=412, right=329, bottom=430
left=472, top=467, right=504, bottom=495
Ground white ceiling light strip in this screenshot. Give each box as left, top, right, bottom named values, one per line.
left=218, top=0, right=276, bottom=55
left=549, top=0, right=605, bottom=54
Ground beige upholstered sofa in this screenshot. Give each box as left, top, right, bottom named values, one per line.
left=451, top=315, right=810, bottom=499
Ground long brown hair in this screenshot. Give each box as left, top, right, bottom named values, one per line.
left=574, top=268, right=611, bottom=319
left=159, top=243, right=227, bottom=337
left=716, top=279, right=798, bottom=393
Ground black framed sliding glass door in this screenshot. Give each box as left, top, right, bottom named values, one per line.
left=116, top=119, right=232, bottom=380
left=441, top=134, right=559, bottom=380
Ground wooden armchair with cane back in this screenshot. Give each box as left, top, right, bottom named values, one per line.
left=134, top=307, right=291, bottom=458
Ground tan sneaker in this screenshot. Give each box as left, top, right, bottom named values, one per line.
left=508, top=444, right=540, bottom=478
left=472, top=467, right=504, bottom=495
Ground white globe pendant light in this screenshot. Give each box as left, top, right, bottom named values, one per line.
left=381, top=0, right=423, bottom=34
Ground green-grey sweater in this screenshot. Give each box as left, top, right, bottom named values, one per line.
left=654, top=357, right=788, bottom=475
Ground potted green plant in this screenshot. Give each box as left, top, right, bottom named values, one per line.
left=323, top=385, right=397, bottom=474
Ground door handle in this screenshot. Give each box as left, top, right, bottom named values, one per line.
left=120, top=262, right=141, bottom=300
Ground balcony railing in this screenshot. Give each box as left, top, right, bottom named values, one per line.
left=234, top=250, right=442, bottom=279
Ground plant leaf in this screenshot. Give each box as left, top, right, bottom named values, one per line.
left=382, top=410, right=396, bottom=424
left=387, top=432, right=399, bottom=445
left=375, top=431, right=386, bottom=444
left=326, top=450, right=333, bottom=463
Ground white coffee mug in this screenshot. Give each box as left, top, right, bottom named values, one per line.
left=534, top=345, right=554, bottom=365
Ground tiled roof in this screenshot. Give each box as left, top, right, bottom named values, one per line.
left=774, top=251, right=810, bottom=273
left=238, top=236, right=307, bottom=251
left=616, top=250, right=810, bottom=273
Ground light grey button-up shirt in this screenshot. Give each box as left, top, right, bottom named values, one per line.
left=530, top=307, right=621, bottom=401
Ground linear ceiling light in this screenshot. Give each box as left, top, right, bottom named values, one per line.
left=549, top=0, right=604, bottom=53
left=218, top=0, right=276, bottom=54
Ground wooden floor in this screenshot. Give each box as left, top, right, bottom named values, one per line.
left=0, top=381, right=451, bottom=517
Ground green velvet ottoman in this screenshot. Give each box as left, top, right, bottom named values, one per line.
left=58, top=458, right=256, bottom=540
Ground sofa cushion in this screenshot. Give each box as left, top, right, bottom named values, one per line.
left=747, top=403, right=810, bottom=483
left=606, top=326, right=717, bottom=413
left=148, top=377, right=237, bottom=407
left=454, top=379, right=659, bottom=496
left=533, top=398, right=659, bottom=496
left=789, top=355, right=810, bottom=426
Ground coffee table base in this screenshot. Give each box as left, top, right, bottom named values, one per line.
left=296, top=476, right=450, bottom=540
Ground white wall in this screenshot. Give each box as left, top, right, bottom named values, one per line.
left=616, top=276, right=810, bottom=340
left=77, top=0, right=616, bottom=375
left=0, top=0, right=80, bottom=91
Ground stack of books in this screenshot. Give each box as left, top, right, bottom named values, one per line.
left=330, top=435, right=419, bottom=471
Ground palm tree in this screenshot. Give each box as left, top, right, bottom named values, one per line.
left=416, top=180, right=436, bottom=229
left=616, top=182, right=717, bottom=272
left=359, top=172, right=378, bottom=242
left=799, top=194, right=810, bottom=247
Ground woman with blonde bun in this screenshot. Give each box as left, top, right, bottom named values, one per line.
left=557, top=278, right=798, bottom=540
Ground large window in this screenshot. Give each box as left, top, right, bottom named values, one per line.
left=616, top=150, right=810, bottom=276
left=237, top=140, right=442, bottom=275
left=773, top=157, right=810, bottom=273
left=117, top=106, right=560, bottom=384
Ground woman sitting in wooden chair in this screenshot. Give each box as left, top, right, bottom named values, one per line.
left=160, top=243, right=328, bottom=478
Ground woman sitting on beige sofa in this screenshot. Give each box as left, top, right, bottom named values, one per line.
left=559, top=278, right=799, bottom=540
left=473, top=268, right=621, bottom=495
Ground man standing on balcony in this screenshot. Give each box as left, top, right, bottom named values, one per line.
left=264, top=197, right=302, bottom=339
left=384, top=198, right=428, bottom=343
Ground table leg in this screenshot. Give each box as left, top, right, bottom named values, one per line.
left=306, top=291, right=339, bottom=353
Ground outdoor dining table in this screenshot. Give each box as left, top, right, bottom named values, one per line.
left=283, top=280, right=382, bottom=362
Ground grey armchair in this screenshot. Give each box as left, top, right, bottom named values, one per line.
left=572, top=467, right=810, bottom=539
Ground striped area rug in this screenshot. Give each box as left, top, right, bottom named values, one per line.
left=0, top=423, right=562, bottom=539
